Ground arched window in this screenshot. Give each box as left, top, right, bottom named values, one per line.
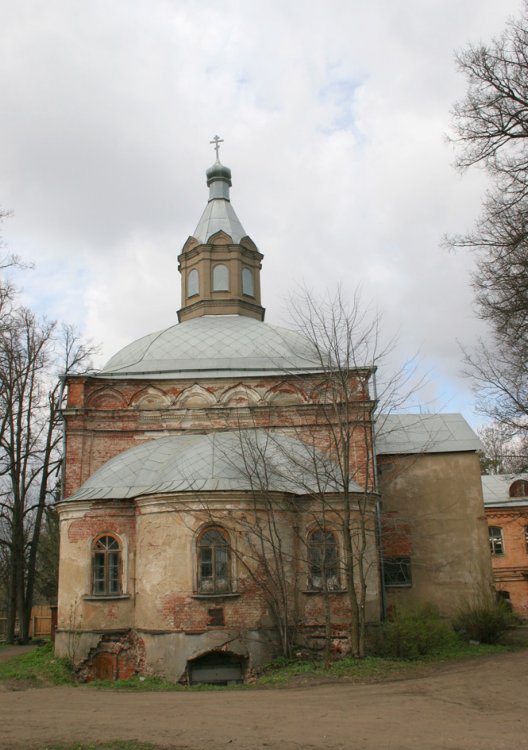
left=308, top=529, right=339, bottom=591
left=188, top=269, right=199, bottom=297
left=198, top=527, right=230, bottom=594
left=92, top=535, right=121, bottom=595
left=242, top=267, right=254, bottom=296
left=489, top=526, right=504, bottom=556
left=213, top=264, right=229, bottom=291
left=509, top=479, right=528, bottom=498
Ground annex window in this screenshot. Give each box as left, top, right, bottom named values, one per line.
left=525, top=527, right=528, bottom=554
left=383, top=556, right=412, bottom=587
left=92, top=535, right=121, bottom=596
left=198, top=527, right=230, bottom=594
left=497, top=590, right=513, bottom=611
left=242, top=267, right=254, bottom=296
left=212, top=264, right=229, bottom=291
left=188, top=269, right=199, bottom=297
left=489, top=526, right=504, bottom=556
left=509, top=480, right=528, bottom=498
left=308, top=529, right=339, bottom=591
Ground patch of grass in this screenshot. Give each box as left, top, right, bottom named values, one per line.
left=256, top=654, right=405, bottom=685
left=255, top=640, right=514, bottom=686
left=0, top=641, right=74, bottom=685
left=416, top=640, right=509, bottom=662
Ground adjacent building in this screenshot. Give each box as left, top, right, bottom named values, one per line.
left=482, top=474, right=528, bottom=618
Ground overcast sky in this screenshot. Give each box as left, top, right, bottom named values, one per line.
left=0, top=0, right=523, bottom=426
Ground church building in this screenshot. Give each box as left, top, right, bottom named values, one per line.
left=55, top=147, right=493, bottom=683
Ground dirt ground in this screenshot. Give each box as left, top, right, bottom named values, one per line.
left=0, top=649, right=527, bottom=750
left=0, top=644, right=39, bottom=663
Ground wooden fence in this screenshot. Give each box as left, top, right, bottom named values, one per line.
left=0, top=604, right=53, bottom=641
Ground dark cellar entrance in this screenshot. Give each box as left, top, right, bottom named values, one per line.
left=188, top=651, right=245, bottom=685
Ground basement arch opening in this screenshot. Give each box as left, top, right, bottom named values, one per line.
left=188, top=650, right=246, bottom=685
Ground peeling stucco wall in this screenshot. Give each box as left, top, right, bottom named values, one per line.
left=379, top=451, right=494, bottom=615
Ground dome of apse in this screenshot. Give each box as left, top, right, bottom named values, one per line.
left=67, top=430, right=360, bottom=501
left=99, top=314, right=324, bottom=380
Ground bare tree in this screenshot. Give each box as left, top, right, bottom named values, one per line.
left=0, top=211, right=95, bottom=642
left=0, top=280, right=94, bottom=642
left=286, top=288, right=420, bottom=658
left=449, top=4, right=528, bottom=430
left=177, top=289, right=421, bottom=663
left=478, top=421, right=528, bottom=474
left=233, top=432, right=299, bottom=660
left=216, top=289, right=419, bottom=660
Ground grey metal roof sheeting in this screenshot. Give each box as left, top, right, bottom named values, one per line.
left=482, top=474, right=528, bottom=506
left=375, top=413, right=481, bottom=455
left=67, top=430, right=361, bottom=502
left=193, top=196, right=247, bottom=244
left=100, top=315, right=325, bottom=379
left=192, top=159, right=248, bottom=244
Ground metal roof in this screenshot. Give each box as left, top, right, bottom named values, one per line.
left=482, top=474, right=528, bottom=506
left=100, top=315, right=325, bottom=379
left=375, top=413, right=481, bottom=456
left=66, top=430, right=361, bottom=502
left=192, top=160, right=248, bottom=244
left=193, top=196, right=247, bottom=244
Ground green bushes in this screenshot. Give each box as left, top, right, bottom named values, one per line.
left=371, top=605, right=459, bottom=660
left=371, top=599, right=517, bottom=659
left=453, top=599, right=516, bottom=644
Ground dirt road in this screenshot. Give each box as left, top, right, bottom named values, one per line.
left=0, top=645, right=37, bottom=663
left=1, top=650, right=527, bottom=750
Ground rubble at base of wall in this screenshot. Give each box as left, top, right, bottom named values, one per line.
left=76, top=629, right=146, bottom=682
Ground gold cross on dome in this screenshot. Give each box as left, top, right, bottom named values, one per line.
left=210, top=135, right=224, bottom=160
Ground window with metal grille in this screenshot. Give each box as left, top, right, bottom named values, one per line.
left=208, top=608, right=225, bottom=626
left=308, top=529, right=339, bottom=591
left=198, top=528, right=230, bottom=594
left=92, top=535, right=121, bottom=596
left=489, top=526, right=504, bottom=556
left=383, top=556, right=412, bottom=587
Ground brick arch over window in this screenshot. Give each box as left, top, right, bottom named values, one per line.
left=86, top=387, right=126, bottom=409
left=509, top=479, right=528, bottom=498
left=196, top=526, right=231, bottom=594
left=92, top=534, right=122, bottom=596
left=176, top=383, right=217, bottom=409
left=130, top=385, right=171, bottom=409
left=218, top=383, right=261, bottom=407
